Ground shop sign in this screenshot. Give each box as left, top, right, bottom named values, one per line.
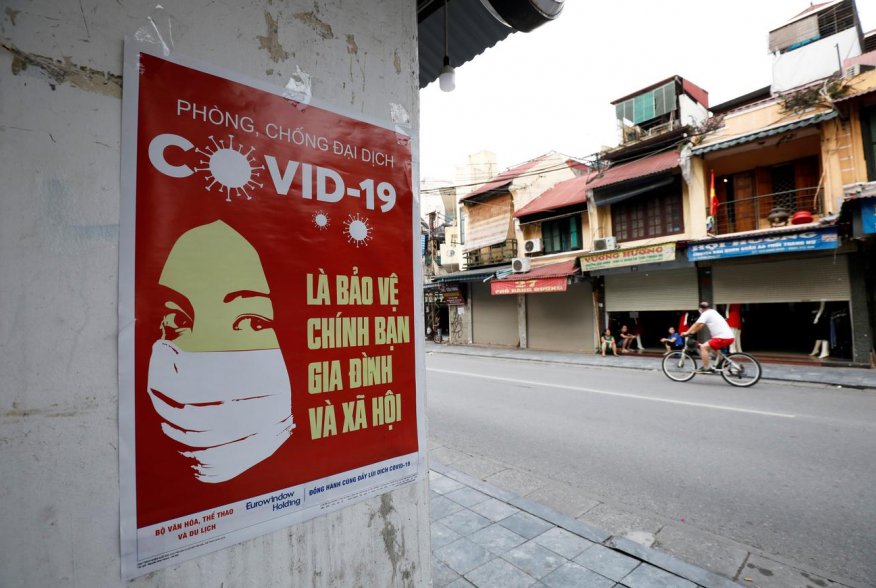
left=119, top=41, right=423, bottom=578
left=580, top=242, right=676, bottom=271
left=862, top=200, right=876, bottom=234
left=441, top=286, right=466, bottom=305
left=687, top=228, right=839, bottom=261
left=491, top=277, right=567, bottom=295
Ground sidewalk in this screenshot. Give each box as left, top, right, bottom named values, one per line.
left=424, top=342, right=876, bottom=389
left=430, top=461, right=740, bottom=588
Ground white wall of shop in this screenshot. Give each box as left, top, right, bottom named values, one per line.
left=0, top=2, right=428, bottom=586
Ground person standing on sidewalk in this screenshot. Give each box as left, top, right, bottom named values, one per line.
left=682, top=302, right=735, bottom=373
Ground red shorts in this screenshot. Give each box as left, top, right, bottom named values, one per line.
left=707, top=337, right=734, bottom=350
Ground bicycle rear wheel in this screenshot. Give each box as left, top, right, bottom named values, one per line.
left=662, top=351, right=697, bottom=382
left=720, top=352, right=761, bottom=387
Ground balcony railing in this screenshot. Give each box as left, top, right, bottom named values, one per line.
left=712, top=186, right=823, bottom=235
left=463, top=239, right=517, bottom=268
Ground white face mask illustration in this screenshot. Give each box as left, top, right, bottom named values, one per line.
left=147, top=340, right=294, bottom=483
left=148, top=220, right=293, bottom=483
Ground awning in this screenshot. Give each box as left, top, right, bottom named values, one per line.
left=591, top=175, right=676, bottom=208
left=514, top=174, right=589, bottom=218
left=585, top=150, right=680, bottom=193
left=490, top=259, right=578, bottom=295
left=691, top=111, right=838, bottom=155
left=463, top=206, right=512, bottom=251
left=430, top=265, right=511, bottom=283
left=493, top=259, right=578, bottom=281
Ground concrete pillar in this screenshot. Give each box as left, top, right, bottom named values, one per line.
left=848, top=251, right=874, bottom=365
left=0, top=2, right=429, bottom=586
left=518, top=294, right=528, bottom=348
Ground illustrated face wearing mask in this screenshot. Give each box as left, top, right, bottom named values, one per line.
left=147, top=220, right=294, bottom=483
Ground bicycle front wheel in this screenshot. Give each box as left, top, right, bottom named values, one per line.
left=720, top=352, right=761, bottom=387
left=662, top=351, right=697, bottom=382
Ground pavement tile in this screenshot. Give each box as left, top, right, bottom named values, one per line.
left=432, top=521, right=463, bottom=550
left=541, top=562, right=616, bottom=588
left=446, top=578, right=477, bottom=588
left=469, top=497, right=521, bottom=522
left=434, top=537, right=494, bottom=575
left=532, top=527, right=595, bottom=560
left=432, top=494, right=465, bottom=521
left=578, top=504, right=663, bottom=543
left=524, top=482, right=601, bottom=518
left=573, top=543, right=640, bottom=582
left=432, top=475, right=466, bottom=495
left=501, top=540, right=566, bottom=579
left=440, top=509, right=493, bottom=536
left=486, top=468, right=548, bottom=497
left=469, top=523, right=528, bottom=555
left=445, top=486, right=492, bottom=508
left=432, top=558, right=462, bottom=587
left=465, top=558, right=539, bottom=588
left=621, top=563, right=697, bottom=588
left=499, top=512, right=554, bottom=540
left=430, top=470, right=443, bottom=481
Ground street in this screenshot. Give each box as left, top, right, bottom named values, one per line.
left=426, top=352, right=876, bottom=586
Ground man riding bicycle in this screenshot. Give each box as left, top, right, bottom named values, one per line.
left=681, top=301, right=735, bottom=373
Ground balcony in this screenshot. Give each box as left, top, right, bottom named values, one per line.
left=712, top=186, right=823, bottom=235
left=463, top=239, right=517, bottom=268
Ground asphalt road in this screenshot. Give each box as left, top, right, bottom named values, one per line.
left=425, top=353, right=876, bottom=585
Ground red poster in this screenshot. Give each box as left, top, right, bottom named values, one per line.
left=119, top=42, right=424, bottom=578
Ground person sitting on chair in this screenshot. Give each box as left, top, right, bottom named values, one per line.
left=681, top=302, right=735, bottom=373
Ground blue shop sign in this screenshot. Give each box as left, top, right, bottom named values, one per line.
left=687, top=228, right=839, bottom=261
left=863, top=200, right=876, bottom=235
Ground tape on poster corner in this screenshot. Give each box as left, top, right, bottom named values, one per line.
left=134, top=5, right=186, bottom=57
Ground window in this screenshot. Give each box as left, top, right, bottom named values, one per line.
left=615, top=82, right=677, bottom=125
left=541, top=216, right=582, bottom=254
left=863, top=105, right=876, bottom=181
left=611, top=188, right=683, bottom=242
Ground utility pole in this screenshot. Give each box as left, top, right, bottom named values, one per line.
left=428, top=211, right=437, bottom=340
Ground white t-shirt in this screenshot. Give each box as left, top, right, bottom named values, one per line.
left=695, top=308, right=734, bottom=339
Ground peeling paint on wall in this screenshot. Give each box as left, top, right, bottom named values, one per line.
left=293, top=10, right=334, bottom=39
left=1, top=43, right=121, bottom=98
left=346, top=34, right=358, bottom=55
left=393, top=50, right=401, bottom=75
left=257, top=12, right=290, bottom=62
left=6, top=6, right=20, bottom=26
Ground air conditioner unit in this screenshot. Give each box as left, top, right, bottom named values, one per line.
left=845, top=63, right=875, bottom=79
left=593, top=236, right=617, bottom=252
left=511, top=257, right=531, bottom=273
left=523, top=238, right=542, bottom=254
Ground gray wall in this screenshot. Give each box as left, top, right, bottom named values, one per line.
left=527, top=283, right=595, bottom=353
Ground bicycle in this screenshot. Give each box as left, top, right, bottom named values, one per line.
left=662, top=342, right=761, bottom=387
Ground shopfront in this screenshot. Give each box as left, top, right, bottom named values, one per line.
left=489, top=259, right=593, bottom=352
left=688, top=227, right=857, bottom=359
left=583, top=243, right=700, bottom=350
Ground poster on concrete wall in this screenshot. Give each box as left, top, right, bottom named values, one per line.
left=118, top=40, right=424, bottom=579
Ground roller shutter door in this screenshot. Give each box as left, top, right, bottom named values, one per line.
left=713, top=256, right=849, bottom=303
left=605, top=269, right=699, bottom=311
left=471, top=282, right=518, bottom=346
left=527, top=282, right=594, bottom=353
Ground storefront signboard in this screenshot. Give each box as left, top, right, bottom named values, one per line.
left=580, top=242, right=676, bottom=271
left=441, top=286, right=466, bottom=305
left=119, top=41, right=423, bottom=578
left=491, top=277, right=567, bottom=295
left=687, top=228, right=839, bottom=261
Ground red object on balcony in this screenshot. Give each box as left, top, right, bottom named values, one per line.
left=791, top=210, right=814, bottom=224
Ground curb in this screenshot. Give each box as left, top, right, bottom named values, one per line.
left=431, top=459, right=743, bottom=588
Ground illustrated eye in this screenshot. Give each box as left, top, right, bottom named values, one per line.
left=160, top=304, right=193, bottom=341
left=232, top=314, right=273, bottom=332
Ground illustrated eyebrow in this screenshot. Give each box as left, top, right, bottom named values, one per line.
left=223, top=290, right=270, bottom=303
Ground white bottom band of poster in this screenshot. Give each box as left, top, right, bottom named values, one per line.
left=122, top=453, right=421, bottom=577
